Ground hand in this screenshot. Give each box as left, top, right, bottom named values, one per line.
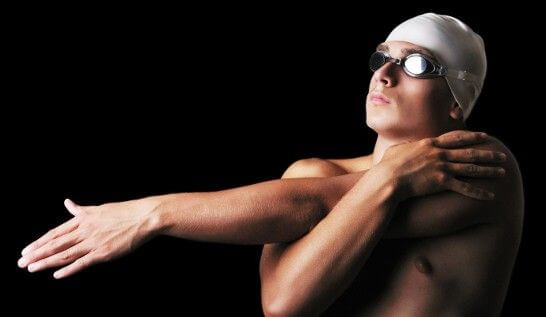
left=17, top=198, right=160, bottom=279
left=380, top=130, right=507, bottom=201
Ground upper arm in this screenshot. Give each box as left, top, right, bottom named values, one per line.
left=261, top=158, right=355, bottom=314
left=384, top=138, right=520, bottom=239
left=384, top=182, right=498, bottom=239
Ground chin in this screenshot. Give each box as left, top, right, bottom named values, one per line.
left=366, top=114, right=398, bottom=130
left=366, top=116, right=411, bottom=137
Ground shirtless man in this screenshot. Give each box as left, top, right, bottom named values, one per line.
left=17, top=13, right=523, bottom=316
left=259, top=14, right=523, bottom=316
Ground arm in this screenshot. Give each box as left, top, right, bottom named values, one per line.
left=383, top=137, right=512, bottom=239
left=383, top=177, right=498, bottom=239
left=278, top=143, right=508, bottom=241
left=17, top=171, right=364, bottom=278
left=152, top=173, right=363, bottom=244
left=260, top=163, right=400, bottom=317
left=158, top=134, right=509, bottom=244
left=260, top=132, right=508, bottom=316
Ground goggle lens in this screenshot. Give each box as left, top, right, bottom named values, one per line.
left=369, top=51, right=436, bottom=77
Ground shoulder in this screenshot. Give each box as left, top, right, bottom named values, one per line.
left=458, top=134, right=524, bottom=224
left=465, top=135, right=523, bottom=198
left=281, top=158, right=349, bottom=179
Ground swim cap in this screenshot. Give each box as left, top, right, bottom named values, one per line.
left=385, top=13, right=487, bottom=121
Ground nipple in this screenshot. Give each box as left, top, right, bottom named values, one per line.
left=414, top=255, right=433, bottom=275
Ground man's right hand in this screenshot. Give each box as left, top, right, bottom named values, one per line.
left=380, top=130, right=507, bottom=201
left=17, top=197, right=161, bottom=279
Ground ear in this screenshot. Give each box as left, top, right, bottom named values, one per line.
left=449, top=102, right=464, bottom=121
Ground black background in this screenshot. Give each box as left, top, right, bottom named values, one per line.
left=8, top=3, right=539, bottom=316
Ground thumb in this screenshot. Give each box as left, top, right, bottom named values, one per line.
left=64, top=198, right=82, bottom=216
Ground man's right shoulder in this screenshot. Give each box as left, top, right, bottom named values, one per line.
left=281, top=158, right=349, bottom=179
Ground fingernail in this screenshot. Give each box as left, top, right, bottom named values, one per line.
left=500, top=153, right=507, bottom=160
left=21, top=247, right=30, bottom=256
left=28, top=263, right=38, bottom=272
left=17, top=257, right=27, bottom=268
left=498, top=168, right=506, bottom=176
left=481, top=133, right=488, bottom=137
left=53, top=271, right=62, bottom=279
left=28, top=263, right=39, bottom=272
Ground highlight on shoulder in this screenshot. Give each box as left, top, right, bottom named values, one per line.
left=281, top=158, right=349, bottom=179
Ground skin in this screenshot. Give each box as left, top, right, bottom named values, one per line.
left=260, top=42, right=524, bottom=316
left=17, top=41, right=523, bottom=316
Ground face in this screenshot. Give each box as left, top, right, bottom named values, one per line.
left=366, top=41, right=459, bottom=139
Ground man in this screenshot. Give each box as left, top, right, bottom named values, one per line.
left=17, top=13, right=523, bottom=316
left=259, top=13, right=523, bottom=316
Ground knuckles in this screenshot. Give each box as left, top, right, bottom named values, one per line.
left=435, top=172, right=449, bottom=185
left=420, top=138, right=435, bottom=147
left=467, top=164, right=480, bottom=175
left=436, top=161, right=448, bottom=171
left=465, top=149, right=477, bottom=161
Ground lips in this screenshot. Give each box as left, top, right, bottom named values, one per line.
left=370, top=92, right=391, bottom=104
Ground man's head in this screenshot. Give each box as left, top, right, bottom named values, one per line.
left=366, top=13, right=487, bottom=138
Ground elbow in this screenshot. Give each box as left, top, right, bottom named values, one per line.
left=262, top=298, right=288, bottom=317
left=262, top=295, right=304, bottom=317
left=261, top=249, right=312, bottom=317
left=262, top=284, right=317, bottom=317
left=261, top=280, right=293, bottom=317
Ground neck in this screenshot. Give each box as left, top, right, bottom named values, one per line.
left=371, top=120, right=466, bottom=167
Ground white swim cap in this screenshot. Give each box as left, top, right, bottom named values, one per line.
left=385, top=13, right=487, bottom=121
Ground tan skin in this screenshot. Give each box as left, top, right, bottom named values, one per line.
left=17, top=42, right=523, bottom=316
left=260, top=42, right=524, bottom=316
left=265, top=136, right=522, bottom=317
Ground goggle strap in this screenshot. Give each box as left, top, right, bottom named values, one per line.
left=444, top=68, right=480, bottom=82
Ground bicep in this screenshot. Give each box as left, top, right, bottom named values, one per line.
left=384, top=176, right=501, bottom=239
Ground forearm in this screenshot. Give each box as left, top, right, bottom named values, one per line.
left=146, top=174, right=363, bottom=245
left=261, top=165, right=401, bottom=316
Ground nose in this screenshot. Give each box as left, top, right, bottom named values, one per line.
left=372, top=61, right=398, bottom=87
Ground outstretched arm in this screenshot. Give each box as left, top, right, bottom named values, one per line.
left=151, top=173, right=365, bottom=244
left=17, top=172, right=364, bottom=279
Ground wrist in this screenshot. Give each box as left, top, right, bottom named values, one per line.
left=139, top=194, right=175, bottom=237
left=368, top=161, right=406, bottom=206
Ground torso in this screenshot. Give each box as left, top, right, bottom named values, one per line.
left=319, top=146, right=524, bottom=316
left=323, top=222, right=517, bottom=317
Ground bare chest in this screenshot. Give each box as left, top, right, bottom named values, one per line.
left=322, top=223, right=509, bottom=316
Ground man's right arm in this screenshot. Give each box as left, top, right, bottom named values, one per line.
left=18, top=163, right=362, bottom=278
left=153, top=169, right=363, bottom=244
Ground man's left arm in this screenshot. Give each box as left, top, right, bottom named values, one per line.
left=384, top=140, right=517, bottom=239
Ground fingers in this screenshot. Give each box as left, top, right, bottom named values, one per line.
left=64, top=198, right=83, bottom=216
left=433, top=131, right=489, bottom=149
left=25, top=243, right=89, bottom=273
left=18, top=230, right=81, bottom=269
left=444, top=163, right=506, bottom=178
left=21, top=218, right=79, bottom=257
left=445, top=149, right=507, bottom=164
left=445, top=178, right=495, bottom=200
left=53, top=251, right=101, bottom=279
